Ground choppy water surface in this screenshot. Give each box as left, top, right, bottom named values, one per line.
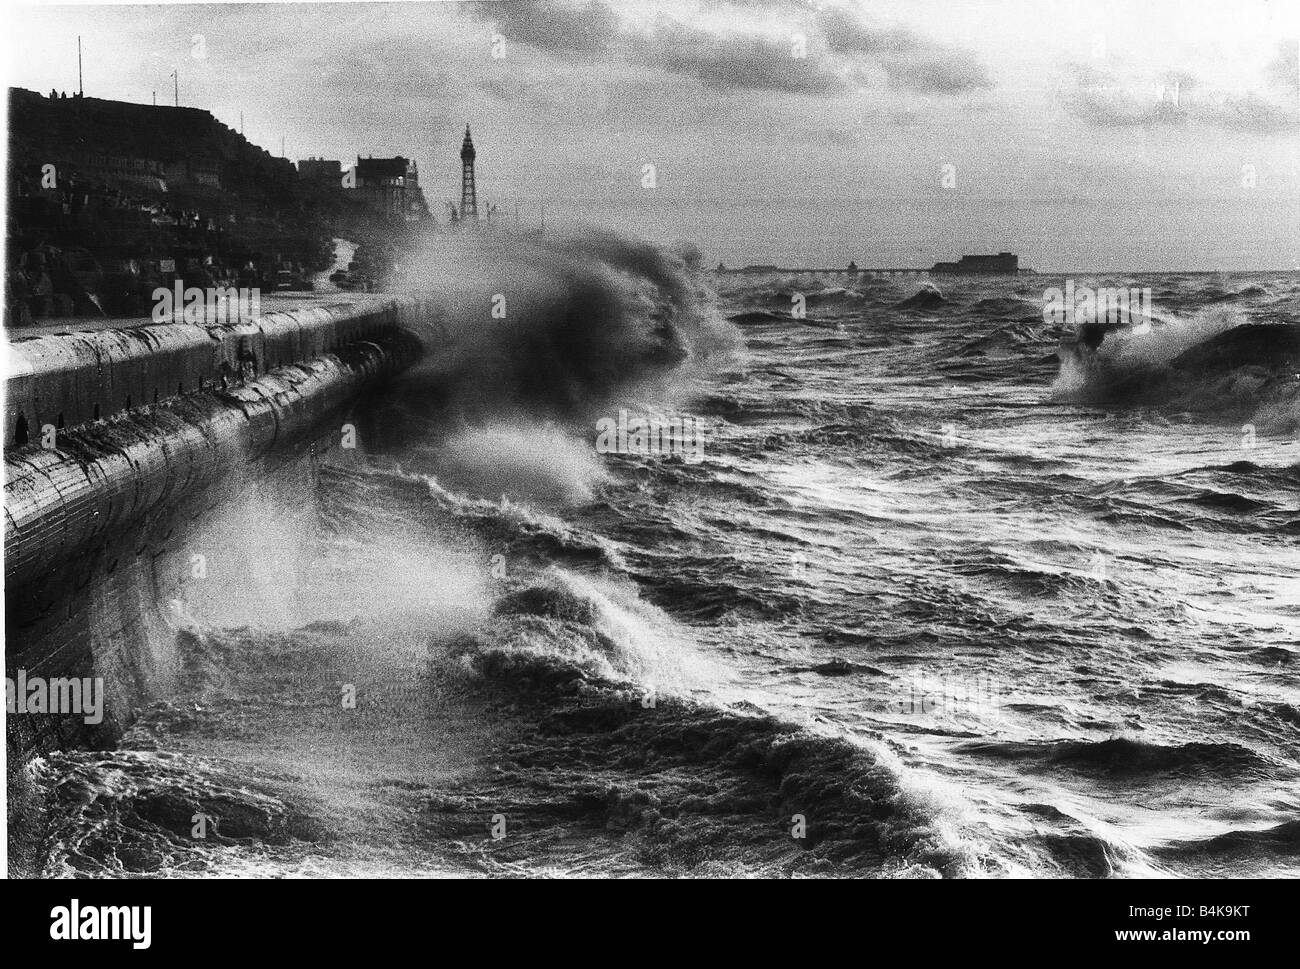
left=26, top=247, right=1300, bottom=878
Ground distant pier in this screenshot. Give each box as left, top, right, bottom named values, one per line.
left=716, top=266, right=931, bottom=276
left=716, top=252, right=1023, bottom=277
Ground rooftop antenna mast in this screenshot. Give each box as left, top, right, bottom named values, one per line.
left=171, top=70, right=178, bottom=106
left=77, top=36, right=83, bottom=96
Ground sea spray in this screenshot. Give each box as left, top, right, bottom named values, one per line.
left=430, top=423, right=611, bottom=506
left=1053, top=303, right=1300, bottom=430
left=384, top=228, right=740, bottom=423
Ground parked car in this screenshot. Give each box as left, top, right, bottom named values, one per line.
left=275, top=267, right=314, bottom=292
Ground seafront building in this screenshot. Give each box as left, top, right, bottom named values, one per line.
left=4, top=83, right=509, bottom=327
left=353, top=155, right=428, bottom=222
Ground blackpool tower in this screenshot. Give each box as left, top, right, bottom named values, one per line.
left=460, top=125, right=478, bottom=223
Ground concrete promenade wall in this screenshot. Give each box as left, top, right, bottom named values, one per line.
left=4, top=296, right=440, bottom=756
left=5, top=295, right=429, bottom=447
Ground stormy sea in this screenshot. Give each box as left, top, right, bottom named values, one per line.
left=16, top=234, right=1300, bottom=878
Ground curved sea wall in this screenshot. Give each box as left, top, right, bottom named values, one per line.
left=4, top=298, right=441, bottom=756
left=5, top=297, right=426, bottom=447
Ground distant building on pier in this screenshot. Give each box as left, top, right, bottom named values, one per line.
left=930, top=252, right=1019, bottom=274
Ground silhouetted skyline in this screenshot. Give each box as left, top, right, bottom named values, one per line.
left=9, top=0, right=1300, bottom=270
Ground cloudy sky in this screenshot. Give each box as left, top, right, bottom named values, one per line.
left=7, top=0, right=1300, bottom=269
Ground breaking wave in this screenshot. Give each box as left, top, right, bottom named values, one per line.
left=16, top=250, right=1300, bottom=880
left=388, top=228, right=741, bottom=423
left=1052, top=307, right=1300, bottom=431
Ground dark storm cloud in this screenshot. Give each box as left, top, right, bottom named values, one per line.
left=1061, top=63, right=1297, bottom=134
left=816, top=4, right=918, bottom=56
left=1198, top=93, right=1297, bottom=133
left=470, top=0, right=991, bottom=98
left=817, top=5, right=991, bottom=92
left=876, top=51, right=991, bottom=94
left=471, top=0, right=622, bottom=54
left=630, top=20, right=846, bottom=94
left=1059, top=64, right=1160, bottom=127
